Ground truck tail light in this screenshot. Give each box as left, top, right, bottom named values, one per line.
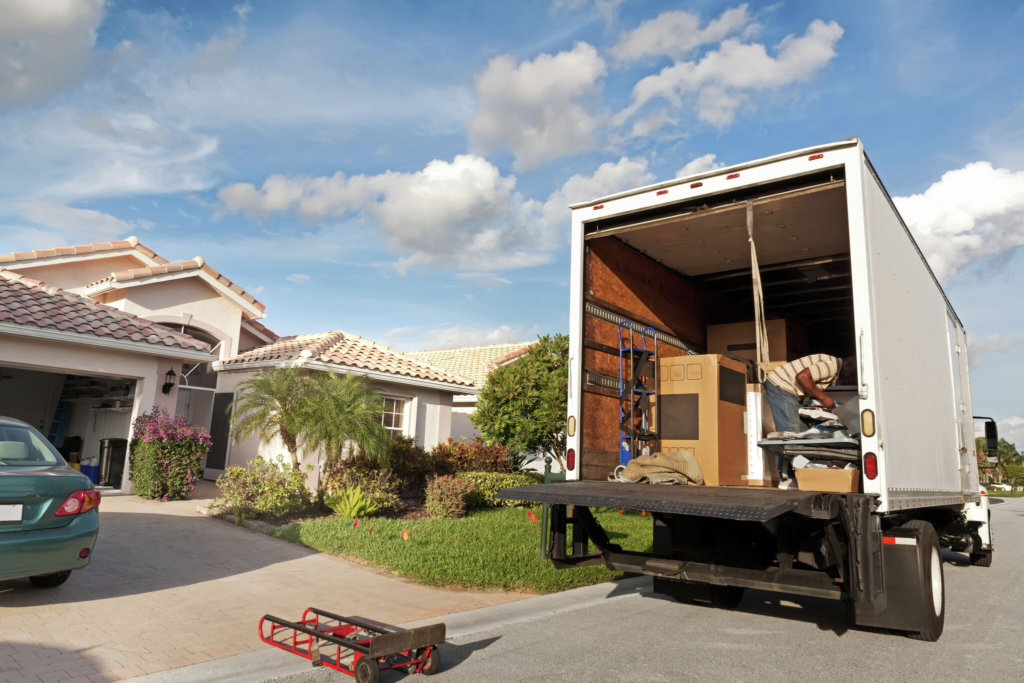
left=864, top=453, right=878, bottom=480
left=567, top=448, right=576, bottom=471
left=861, top=409, right=875, bottom=437
left=56, top=490, right=101, bottom=517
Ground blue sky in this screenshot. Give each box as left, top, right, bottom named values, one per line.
left=2, top=0, right=1024, bottom=440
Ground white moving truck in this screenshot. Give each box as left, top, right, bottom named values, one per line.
left=499, top=138, right=997, bottom=641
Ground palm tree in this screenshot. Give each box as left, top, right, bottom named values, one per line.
left=228, top=366, right=390, bottom=469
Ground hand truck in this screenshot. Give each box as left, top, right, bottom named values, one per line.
left=259, top=607, right=445, bottom=683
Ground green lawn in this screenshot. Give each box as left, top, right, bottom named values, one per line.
left=275, top=506, right=653, bottom=594
left=988, top=490, right=1024, bottom=500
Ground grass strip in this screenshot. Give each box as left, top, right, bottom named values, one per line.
left=276, top=506, right=653, bottom=594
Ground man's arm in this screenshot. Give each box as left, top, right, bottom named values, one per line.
left=795, top=368, right=836, bottom=409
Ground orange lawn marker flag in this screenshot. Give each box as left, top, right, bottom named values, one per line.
left=527, top=510, right=539, bottom=523
left=402, top=528, right=410, bottom=541
left=353, top=517, right=360, bottom=528
left=367, top=523, right=374, bottom=536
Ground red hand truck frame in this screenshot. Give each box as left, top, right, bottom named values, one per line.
left=258, top=607, right=445, bottom=683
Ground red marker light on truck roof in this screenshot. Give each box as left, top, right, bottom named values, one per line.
left=567, top=448, right=575, bottom=470
left=864, top=453, right=878, bottom=480
left=808, top=153, right=824, bottom=161
left=726, top=173, right=740, bottom=179
left=593, top=204, right=604, bottom=210
left=656, top=189, right=668, bottom=195
left=690, top=182, right=703, bottom=188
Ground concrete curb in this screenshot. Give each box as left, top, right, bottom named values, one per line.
left=121, top=577, right=653, bottom=683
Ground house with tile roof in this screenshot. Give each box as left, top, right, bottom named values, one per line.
left=0, top=237, right=486, bottom=490
left=405, top=341, right=536, bottom=440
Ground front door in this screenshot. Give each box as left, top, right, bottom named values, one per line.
left=204, top=392, right=233, bottom=480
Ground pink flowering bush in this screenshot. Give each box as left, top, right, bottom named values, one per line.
left=128, top=407, right=211, bottom=501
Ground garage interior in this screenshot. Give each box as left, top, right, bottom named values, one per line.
left=0, top=365, right=137, bottom=491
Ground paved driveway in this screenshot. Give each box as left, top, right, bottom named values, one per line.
left=0, top=482, right=523, bottom=683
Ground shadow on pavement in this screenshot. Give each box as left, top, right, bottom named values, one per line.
left=0, top=640, right=111, bottom=682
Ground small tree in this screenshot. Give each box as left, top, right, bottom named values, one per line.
left=472, top=334, right=568, bottom=470
left=228, top=366, right=390, bottom=469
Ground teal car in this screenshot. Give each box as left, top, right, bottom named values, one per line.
left=0, top=417, right=100, bottom=587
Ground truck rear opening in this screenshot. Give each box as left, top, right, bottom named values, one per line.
left=498, top=139, right=995, bottom=642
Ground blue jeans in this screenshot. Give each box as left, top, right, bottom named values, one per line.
left=765, top=381, right=807, bottom=478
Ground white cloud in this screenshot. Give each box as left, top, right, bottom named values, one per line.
left=194, top=2, right=251, bottom=71
left=968, top=333, right=1024, bottom=366
left=528, top=156, right=655, bottom=229
left=894, top=161, right=1024, bottom=280
left=285, top=273, right=312, bottom=284
left=0, top=0, right=106, bottom=108
left=250, top=285, right=264, bottom=294
left=676, top=153, right=725, bottom=178
left=219, top=154, right=560, bottom=272
left=417, top=324, right=532, bottom=350
left=611, top=5, right=752, bottom=62
left=386, top=326, right=416, bottom=338
left=12, top=198, right=145, bottom=241
left=456, top=272, right=512, bottom=289
left=615, top=19, right=843, bottom=129
left=469, top=42, right=607, bottom=170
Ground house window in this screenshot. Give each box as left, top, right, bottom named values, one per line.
left=382, top=398, right=407, bottom=437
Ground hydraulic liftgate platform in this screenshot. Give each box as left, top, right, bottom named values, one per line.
left=259, top=608, right=445, bottom=682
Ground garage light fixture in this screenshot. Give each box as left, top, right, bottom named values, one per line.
left=162, top=368, right=177, bottom=394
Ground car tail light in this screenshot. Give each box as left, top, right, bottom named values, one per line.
left=863, top=453, right=878, bottom=480
left=56, top=490, right=101, bottom=517
left=567, top=448, right=576, bottom=471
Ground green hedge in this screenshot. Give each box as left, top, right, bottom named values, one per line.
left=457, top=471, right=544, bottom=508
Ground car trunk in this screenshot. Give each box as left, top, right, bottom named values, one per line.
left=578, top=168, right=858, bottom=481
left=0, top=465, right=89, bottom=532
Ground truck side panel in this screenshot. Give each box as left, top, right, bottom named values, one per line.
left=862, top=165, right=964, bottom=499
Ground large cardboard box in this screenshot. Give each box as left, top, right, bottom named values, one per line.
left=657, top=354, right=747, bottom=487
left=707, top=319, right=808, bottom=362
left=795, top=467, right=861, bottom=493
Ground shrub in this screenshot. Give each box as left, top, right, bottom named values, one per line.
left=321, top=466, right=401, bottom=514
left=324, top=435, right=433, bottom=493
left=128, top=408, right=210, bottom=501
left=214, top=456, right=313, bottom=520
left=458, top=471, right=544, bottom=509
left=386, top=436, right=435, bottom=490
left=432, top=436, right=513, bottom=475
left=325, top=486, right=380, bottom=518
left=425, top=475, right=475, bottom=520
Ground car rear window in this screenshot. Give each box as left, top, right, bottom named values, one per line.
left=0, top=425, right=63, bottom=467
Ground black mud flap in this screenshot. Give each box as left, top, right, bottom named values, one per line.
left=850, top=526, right=928, bottom=632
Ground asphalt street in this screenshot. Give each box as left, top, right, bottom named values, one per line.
left=269, top=496, right=1024, bottom=683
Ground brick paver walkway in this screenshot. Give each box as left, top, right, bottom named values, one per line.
left=0, top=482, right=524, bottom=683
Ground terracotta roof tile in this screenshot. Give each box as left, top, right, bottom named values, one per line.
left=3, top=238, right=264, bottom=314
left=221, top=331, right=473, bottom=387
left=0, top=269, right=211, bottom=354
left=405, top=341, right=536, bottom=386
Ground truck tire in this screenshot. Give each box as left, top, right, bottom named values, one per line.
left=708, top=585, right=746, bottom=610
left=902, top=520, right=945, bottom=642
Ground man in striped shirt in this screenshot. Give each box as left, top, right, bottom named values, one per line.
left=765, top=354, right=856, bottom=477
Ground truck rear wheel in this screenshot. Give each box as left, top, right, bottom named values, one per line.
left=902, top=520, right=945, bottom=642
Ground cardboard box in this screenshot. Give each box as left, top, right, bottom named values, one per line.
left=795, top=467, right=861, bottom=493
left=707, top=319, right=808, bottom=362
left=657, top=354, right=748, bottom=486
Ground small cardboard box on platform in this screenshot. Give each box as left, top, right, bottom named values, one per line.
left=795, top=467, right=861, bottom=493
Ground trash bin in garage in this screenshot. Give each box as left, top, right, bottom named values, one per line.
left=98, top=438, right=128, bottom=487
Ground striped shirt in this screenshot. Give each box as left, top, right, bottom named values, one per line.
left=767, top=354, right=841, bottom=398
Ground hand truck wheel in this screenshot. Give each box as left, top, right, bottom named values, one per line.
left=418, top=647, right=441, bottom=675
left=355, top=657, right=379, bottom=683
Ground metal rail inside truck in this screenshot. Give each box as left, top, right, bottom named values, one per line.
left=498, top=138, right=999, bottom=642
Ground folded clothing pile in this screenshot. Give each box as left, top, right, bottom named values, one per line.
left=609, top=450, right=704, bottom=486
left=766, top=398, right=852, bottom=440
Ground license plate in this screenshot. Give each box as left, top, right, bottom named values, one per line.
left=0, top=504, right=23, bottom=522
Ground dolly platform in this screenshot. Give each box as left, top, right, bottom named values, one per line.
left=259, top=608, right=445, bottom=683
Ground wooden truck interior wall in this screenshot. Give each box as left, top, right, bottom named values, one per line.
left=580, top=173, right=855, bottom=481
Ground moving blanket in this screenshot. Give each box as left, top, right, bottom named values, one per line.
left=609, top=450, right=705, bottom=486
